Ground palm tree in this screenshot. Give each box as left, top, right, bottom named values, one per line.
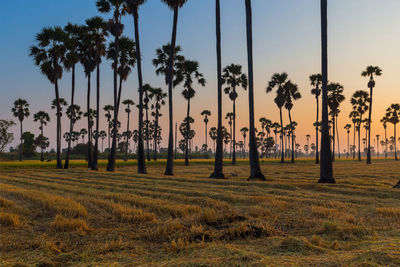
left=381, top=116, right=388, bottom=158
left=305, top=134, right=311, bottom=156
left=351, top=90, right=369, bottom=161
left=122, top=99, right=135, bottom=161
left=30, top=27, right=66, bottom=168
left=319, top=0, right=335, bottom=183
left=349, top=111, right=359, bottom=159
left=143, top=84, right=152, bottom=161
left=225, top=112, right=234, bottom=158
left=99, top=130, right=107, bottom=153
left=104, top=104, right=114, bottom=150
left=244, top=0, right=264, bottom=180
left=125, top=0, right=147, bottom=173
left=361, top=66, right=382, bottom=164
left=209, top=127, right=217, bottom=153
left=283, top=81, right=302, bottom=163
left=149, top=87, right=167, bottom=161
left=201, top=110, right=211, bottom=159
left=240, top=127, right=249, bottom=158
left=63, top=23, right=82, bottom=169
left=180, top=60, right=206, bottom=166
left=266, top=73, right=288, bottom=163
left=271, top=123, right=280, bottom=158
left=84, top=109, right=96, bottom=161
left=97, top=0, right=125, bottom=172
left=161, top=0, right=188, bottom=175
left=386, top=104, right=400, bottom=160
left=344, top=124, right=351, bottom=158
left=222, top=64, right=247, bottom=164
left=12, top=99, right=30, bottom=162
left=310, top=74, right=322, bottom=163
left=376, top=134, right=380, bottom=157
left=327, top=83, right=345, bottom=161
left=33, top=111, right=50, bottom=162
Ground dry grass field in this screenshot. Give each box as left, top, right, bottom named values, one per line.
left=1, top=159, right=400, bottom=266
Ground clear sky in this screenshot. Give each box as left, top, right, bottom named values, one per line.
left=1, top=0, right=400, bottom=152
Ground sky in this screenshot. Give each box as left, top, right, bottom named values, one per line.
left=1, top=0, right=400, bottom=153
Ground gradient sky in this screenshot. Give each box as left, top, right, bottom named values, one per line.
left=1, top=0, right=400, bottom=152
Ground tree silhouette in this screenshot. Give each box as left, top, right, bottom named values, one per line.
left=104, top=104, right=114, bottom=151
left=12, top=99, right=30, bottom=162
left=149, top=87, right=167, bottom=161
left=344, top=124, right=351, bottom=158
left=201, top=110, right=211, bottom=159
left=310, top=74, right=322, bottom=163
left=327, top=83, right=345, bottom=161
left=161, top=0, right=188, bottom=175
left=386, top=104, right=400, bottom=160
left=30, top=26, right=66, bottom=168
left=122, top=99, right=134, bottom=161
left=222, top=64, right=247, bottom=165
left=362, top=66, right=382, bottom=164
left=209, top=127, right=217, bottom=153
left=33, top=111, right=50, bottom=162
left=351, top=90, right=369, bottom=161
left=380, top=116, right=388, bottom=158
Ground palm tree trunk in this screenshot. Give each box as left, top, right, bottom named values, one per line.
left=54, top=81, right=62, bottom=169
left=358, top=122, right=362, bottom=161
left=353, top=122, right=356, bottom=159
left=185, top=99, right=191, bottom=166
left=165, top=7, right=179, bottom=176
left=87, top=73, right=93, bottom=169
left=245, top=0, right=265, bottom=181
left=279, top=108, right=284, bottom=163
left=132, top=12, right=147, bottom=173
left=385, top=127, right=387, bottom=158
left=367, top=85, right=373, bottom=164
left=232, top=100, right=237, bottom=164
left=347, top=131, right=349, bottom=158
left=153, top=107, right=159, bottom=161
left=93, top=64, right=100, bottom=170
left=107, top=35, right=119, bottom=172
left=319, top=0, right=334, bottom=183
left=289, top=110, right=295, bottom=163
left=210, top=0, right=225, bottom=179
left=395, top=124, right=398, bottom=160
left=65, top=64, right=75, bottom=169
left=145, top=93, right=150, bottom=162
left=336, top=115, right=340, bottom=159
left=40, top=122, right=44, bottom=162
left=124, top=110, right=130, bottom=161
left=19, top=120, right=22, bottom=162
left=332, top=115, right=335, bottom=162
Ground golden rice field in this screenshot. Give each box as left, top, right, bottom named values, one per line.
left=1, top=159, right=400, bottom=266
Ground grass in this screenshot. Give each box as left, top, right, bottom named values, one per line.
left=0, top=159, right=400, bottom=266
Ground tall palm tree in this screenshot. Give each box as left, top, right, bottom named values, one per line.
left=201, top=110, right=211, bottom=159
left=83, top=109, right=96, bottom=158
left=319, top=0, right=334, bottom=183
left=362, top=66, right=382, bottom=164
left=381, top=116, right=388, bottom=158
left=142, top=84, right=152, bottom=161
left=30, top=26, right=66, bottom=169
left=327, top=83, right=345, bottom=161
left=33, top=111, right=50, bottom=162
left=222, top=64, right=247, bottom=165
left=99, top=130, right=107, bottom=153
left=283, top=81, right=302, bottom=163
left=225, top=112, right=234, bottom=158
left=161, top=0, right=188, bottom=175
left=376, top=134, right=380, bottom=157
left=266, top=73, right=288, bottom=163
left=349, top=111, right=359, bottom=159
left=122, top=99, right=134, bottom=161
left=351, top=90, right=369, bottom=161
left=271, top=122, right=280, bottom=158
left=149, top=87, right=167, bottom=160
left=209, top=127, right=217, bottom=154
left=245, top=0, right=265, bottom=180
left=210, top=0, right=224, bottom=179
left=310, top=74, right=322, bottom=164
left=63, top=23, right=82, bottom=169
left=104, top=104, right=114, bottom=151
left=12, top=99, right=30, bottom=162
left=180, top=60, right=206, bottom=166
left=240, top=127, right=248, bottom=158
left=344, top=124, right=351, bottom=158
left=125, top=0, right=147, bottom=173
left=97, top=0, right=126, bottom=172
left=386, top=104, right=400, bottom=160
left=107, top=36, right=136, bottom=167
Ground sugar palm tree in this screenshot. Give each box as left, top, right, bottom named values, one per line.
left=33, top=111, right=50, bottom=162
left=210, top=0, right=224, bottom=178
left=80, top=128, right=88, bottom=144
left=344, top=124, right=351, bottom=158
left=349, top=111, right=358, bottom=159
left=381, top=116, right=388, bottom=158
left=97, top=0, right=126, bottom=171
left=180, top=60, right=206, bottom=166
left=225, top=112, right=234, bottom=158
left=271, top=123, right=280, bottom=158
left=376, top=134, right=380, bottom=157
left=209, top=127, right=217, bottom=153
left=30, top=26, right=66, bottom=168
left=122, top=99, right=134, bottom=161
left=12, top=99, right=30, bottom=162
left=142, top=84, right=152, bottom=161
left=103, top=105, right=114, bottom=151
left=351, top=90, right=369, bottom=161
left=240, top=127, right=248, bottom=158
left=222, top=64, right=247, bottom=165
left=266, top=73, right=288, bottom=163
left=283, top=81, right=302, bottom=163
left=125, top=0, right=147, bottom=172
left=63, top=23, right=82, bottom=169
left=327, top=83, right=345, bottom=161
left=244, top=0, right=264, bottom=180
left=99, top=130, right=107, bottom=153
left=201, top=110, right=211, bottom=159
left=319, top=0, right=335, bottom=183
left=310, top=74, right=322, bottom=163
left=149, top=87, right=167, bottom=160
left=83, top=109, right=96, bottom=159
left=50, top=98, right=68, bottom=160
left=361, top=66, right=382, bottom=164
left=386, top=104, right=400, bottom=160
left=161, top=0, right=188, bottom=175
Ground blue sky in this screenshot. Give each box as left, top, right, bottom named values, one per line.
left=1, top=0, right=400, bottom=151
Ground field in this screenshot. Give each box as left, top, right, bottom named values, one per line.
left=1, top=159, right=400, bottom=266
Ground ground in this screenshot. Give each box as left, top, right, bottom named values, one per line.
left=1, top=159, right=400, bottom=266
